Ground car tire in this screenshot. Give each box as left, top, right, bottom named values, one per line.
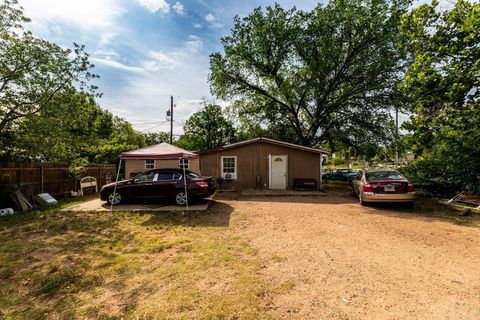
left=107, top=191, right=122, bottom=205
left=175, top=190, right=188, bottom=206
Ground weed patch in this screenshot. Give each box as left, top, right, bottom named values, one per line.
left=0, top=201, right=269, bottom=319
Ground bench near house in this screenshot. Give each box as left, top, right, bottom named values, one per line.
left=198, top=137, right=329, bottom=190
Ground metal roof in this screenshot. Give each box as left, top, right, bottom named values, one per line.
left=198, top=137, right=329, bottom=155
left=121, top=143, right=198, bottom=160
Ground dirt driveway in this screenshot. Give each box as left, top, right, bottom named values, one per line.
left=221, top=193, right=480, bottom=319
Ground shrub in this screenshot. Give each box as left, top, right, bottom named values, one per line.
left=401, top=154, right=480, bottom=197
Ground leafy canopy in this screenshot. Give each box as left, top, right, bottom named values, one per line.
left=0, top=0, right=98, bottom=133
left=177, top=103, right=235, bottom=151
left=400, top=0, right=480, bottom=194
left=2, top=92, right=146, bottom=163
left=209, top=0, right=410, bottom=147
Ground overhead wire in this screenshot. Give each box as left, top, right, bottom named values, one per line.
left=138, top=121, right=169, bottom=132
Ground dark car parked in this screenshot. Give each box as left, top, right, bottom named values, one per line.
left=100, top=169, right=215, bottom=206
left=324, top=168, right=357, bottom=181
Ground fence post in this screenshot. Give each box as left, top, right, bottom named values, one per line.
left=40, top=165, right=44, bottom=193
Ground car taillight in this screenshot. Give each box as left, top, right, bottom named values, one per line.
left=363, top=184, right=373, bottom=193
left=195, top=181, right=208, bottom=187
left=408, top=183, right=415, bottom=193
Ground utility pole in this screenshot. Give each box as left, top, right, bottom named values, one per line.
left=395, top=107, right=399, bottom=169
left=170, top=95, right=173, bottom=144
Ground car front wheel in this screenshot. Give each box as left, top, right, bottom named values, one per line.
left=107, top=191, right=122, bottom=205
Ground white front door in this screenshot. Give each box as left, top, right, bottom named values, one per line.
left=270, top=155, right=287, bottom=189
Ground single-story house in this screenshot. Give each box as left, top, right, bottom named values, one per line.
left=198, top=137, right=329, bottom=190
left=121, top=143, right=200, bottom=178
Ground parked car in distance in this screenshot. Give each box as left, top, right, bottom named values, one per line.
left=324, top=168, right=357, bottom=181
left=100, top=169, right=215, bottom=206
left=351, top=169, right=415, bottom=207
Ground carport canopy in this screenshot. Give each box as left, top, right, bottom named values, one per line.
left=120, top=143, right=198, bottom=160
left=114, top=142, right=198, bottom=211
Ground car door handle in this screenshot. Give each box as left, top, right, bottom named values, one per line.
left=145, top=183, right=153, bottom=186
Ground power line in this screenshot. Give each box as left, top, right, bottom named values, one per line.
left=138, top=121, right=169, bottom=132
left=131, top=120, right=170, bottom=125
left=100, top=93, right=176, bottom=97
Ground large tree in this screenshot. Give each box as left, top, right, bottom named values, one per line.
left=209, top=0, right=410, bottom=147
left=399, top=0, right=480, bottom=194
left=2, top=92, right=146, bottom=163
left=0, top=0, right=98, bottom=133
left=177, top=103, right=235, bottom=151
left=143, top=132, right=170, bottom=145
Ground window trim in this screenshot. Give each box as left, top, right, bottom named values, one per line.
left=221, top=156, right=237, bottom=179
left=179, top=158, right=189, bottom=169
left=145, top=159, right=155, bottom=169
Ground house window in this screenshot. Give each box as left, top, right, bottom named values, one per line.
left=145, top=159, right=155, bottom=169
left=221, top=156, right=237, bottom=179
left=179, top=158, right=189, bottom=169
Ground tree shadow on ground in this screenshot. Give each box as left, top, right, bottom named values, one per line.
left=140, top=200, right=234, bottom=228
left=0, top=199, right=235, bottom=318
left=215, top=191, right=357, bottom=205
left=214, top=191, right=479, bottom=227
left=359, top=196, right=480, bottom=227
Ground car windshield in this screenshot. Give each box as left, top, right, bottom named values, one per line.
left=366, top=171, right=404, bottom=181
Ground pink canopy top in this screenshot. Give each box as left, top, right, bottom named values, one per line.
left=121, top=143, right=198, bottom=160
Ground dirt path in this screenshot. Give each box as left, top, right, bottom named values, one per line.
left=224, top=194, right=480, bottom=319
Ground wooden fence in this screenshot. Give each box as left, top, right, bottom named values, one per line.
left=0, top=162, right=117, bottom=200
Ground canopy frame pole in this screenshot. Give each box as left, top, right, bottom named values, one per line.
left=181, top=157, right=189, bottom=211
left=111, top=158, right=122, bottom=211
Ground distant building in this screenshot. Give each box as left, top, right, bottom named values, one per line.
left=198, top=137, right=329, bottom=190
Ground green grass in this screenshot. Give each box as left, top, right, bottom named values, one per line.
left=0, top=202, right=270, bottom=319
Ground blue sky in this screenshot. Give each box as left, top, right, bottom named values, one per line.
left=19, top=0, right=450, bottom=135
left=18, top=0, right=324, bottom=135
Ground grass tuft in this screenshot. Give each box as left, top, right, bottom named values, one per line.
left=0, top=200, right=270, bottom=319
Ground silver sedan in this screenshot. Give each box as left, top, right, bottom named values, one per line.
left=351, top=169, right=415, bottom=207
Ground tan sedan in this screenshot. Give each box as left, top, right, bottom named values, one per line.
left=351, top=169, right=415, bottom=207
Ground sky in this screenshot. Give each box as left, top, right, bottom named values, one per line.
left=18, top=0, right=324, bottom=136
left=18, top=0, right=453, bottom=136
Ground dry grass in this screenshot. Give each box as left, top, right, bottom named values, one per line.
left=322, top=179, right=480, bottom=227
left=0, top=200, right=270, bottom=319
left=1, top=192, right=478, bottom=319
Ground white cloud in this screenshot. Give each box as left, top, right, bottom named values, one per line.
left=205, top=13, right=215, bottom=22
left=172, top=2, right=186, bottom=15
left=193, top=23, right=202, bottom=29
left=204, top=13, right=223, bottom=29
left=142, top=51, right=178, bottom=71
left=210, top=22, right=224, bottom=29
left=93, top=50, right=120, bottom=59
left=91, top=58, right=146, bottom=74
left=98, top=34, right=211, bottom=133
left=137, top=0, right=171, bottom=14
left=20, top=0, right=125, bottom=29
left=99, top=32, right=118, bottom=46
left=184, top=35, right=203, bottom=53
left=141, top=35, right=203, bottom=72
